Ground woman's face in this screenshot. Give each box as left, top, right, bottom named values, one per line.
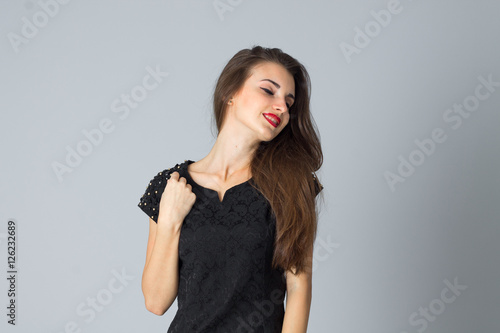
left=229, top=61, right=295, bottom=142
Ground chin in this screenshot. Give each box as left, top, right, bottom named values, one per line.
left=263, top=134, right=279, bottom=142
left=257, top=125, right=281, bottom=142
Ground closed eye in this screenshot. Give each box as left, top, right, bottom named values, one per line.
left=261, top=87, right=273, bottom=95
left=261, top=88, right=291, bottom=109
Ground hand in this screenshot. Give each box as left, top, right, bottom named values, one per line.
left=157, top=171, right=196, bottom=228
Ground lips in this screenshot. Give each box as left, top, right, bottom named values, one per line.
left=263, top=113, right=280, bottom=127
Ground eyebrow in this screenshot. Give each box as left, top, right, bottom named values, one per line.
left=260, top=79, right=295, bottom=101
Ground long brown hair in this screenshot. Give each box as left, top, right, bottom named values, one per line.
left=212, top=45, right=324, bottom=275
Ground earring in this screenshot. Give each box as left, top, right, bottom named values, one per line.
left=228, top=100, right=233, bottom=105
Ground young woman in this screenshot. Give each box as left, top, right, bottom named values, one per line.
left=138, top=45, right=324, bottom=332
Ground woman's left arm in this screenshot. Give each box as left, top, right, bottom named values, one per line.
left=282, top=246, right=313, bottom=333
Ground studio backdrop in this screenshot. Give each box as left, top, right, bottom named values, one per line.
left=1, top=0, right=499, bottom=332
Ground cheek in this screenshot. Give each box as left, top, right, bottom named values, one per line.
left=282, top=114, right=290, bottom=126
left=241, top=88, right=258, bottom=102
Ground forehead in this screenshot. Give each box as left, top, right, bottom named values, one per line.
left=249, top=62, right=295, bottom=92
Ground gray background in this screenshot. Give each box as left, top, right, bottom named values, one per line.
left=1, top=0, right=499, bottom=332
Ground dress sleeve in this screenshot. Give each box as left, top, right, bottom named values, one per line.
left=137, top=168, right=175, bottom=223
left=313, top=173, right=324, bottom=197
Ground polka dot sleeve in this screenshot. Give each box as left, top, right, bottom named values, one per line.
left=137, top=164, right=180, bottom=223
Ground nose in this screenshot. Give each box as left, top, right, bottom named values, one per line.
left=273, top=99, right=288, bottom=112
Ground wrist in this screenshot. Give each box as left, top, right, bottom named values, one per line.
left=157, top=217, right=183, bottom=234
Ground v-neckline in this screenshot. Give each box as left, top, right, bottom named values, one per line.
left=184, top=160, right=252, bottom=204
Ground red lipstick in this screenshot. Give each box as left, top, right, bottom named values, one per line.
left=263, top=113, right=280, bottom=127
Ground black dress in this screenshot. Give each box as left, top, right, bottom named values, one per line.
left=138, top=159, right=323, bottom=332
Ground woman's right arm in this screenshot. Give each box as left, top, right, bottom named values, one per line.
left=141, top=218, right=182, bottom=315
left=141, top=171, right=196, bottom=315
